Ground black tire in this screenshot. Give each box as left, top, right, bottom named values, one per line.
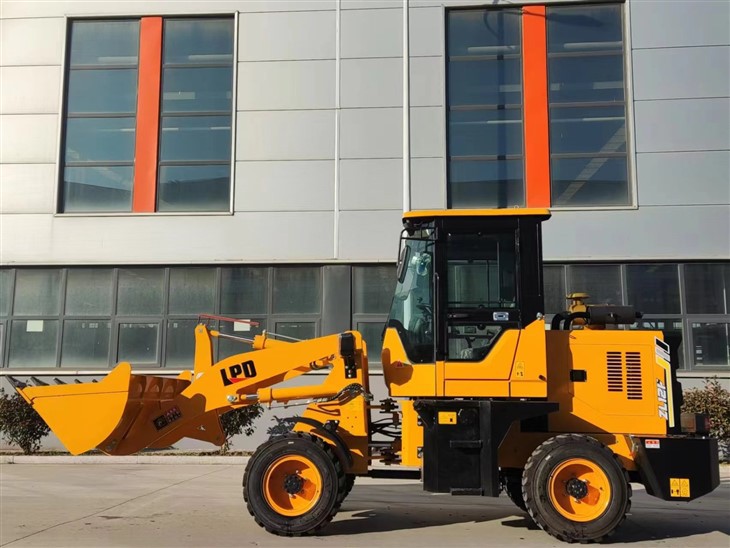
left=243, top=433, right=346, bottom=536
left=522, top=434, right=631, bottom=543
left=340, top=474, right=356, bottom=503
left=500, top=468, right=527, bottom=512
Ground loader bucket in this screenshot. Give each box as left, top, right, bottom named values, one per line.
left=15, top=362, right=223, bottom=455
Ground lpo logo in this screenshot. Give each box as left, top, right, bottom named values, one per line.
left=220, top=360, right=257, bottom=386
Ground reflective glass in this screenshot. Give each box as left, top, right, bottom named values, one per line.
left=65, top=269, right=113, bottom=315
left=691, top=323, right=730, bottom=368
left=449, top=109, right=523, bottom=157
left=13, top=270, right=62, bottom=315
left=353, top=266, right=396, bottom=314
left=0, top=270, right=13, bottom=316
left=69, top=20, right=139, bottom=66
left=61, top=320, right=111, bottom=367
left=117, top=269, right=164, bottom=315
left=684, top=264, right=730, bottom=314
left=220, top=268, right=268, bottom=315
left=273, top=268, right=321, bottom=314
left=631, top=319, right=685, bottom=369
left=449, top=159, right=524, bottom=208
left=626, top=264, right=680, bottom=314
left=67, top=69, right=138, bottom=114
left=448, top=59, right=521, bottom=106
left=159, top=116, right=231, bottom=162
left=551, top=157, right=629, bottom=207
left=549, top=106, right=625, bottom=154
left=158, top=165, right=230, bottom=212
left=65, top=117, right=136, bottom=163
left=275, top=322, right=316, bottom=341
left=448, top=9, right=521, bottom=56
left=357, top=322, right=386, bottom=364
left=548, top=54, right=624, bottom=104
left=168, top=268, right=216, bottom=315
left=218, top=318, right=266, bottom=358
left=62, top=166, right=133, bottom=213
left=543, top=265, right=567, bottom=315
left=567, top=265, right=622, bottom=306
left=164, top=19, right=234, bottom=64
left=165, top=319, right=200, bottom=367
left=162, top=67, right=233, bottom=113
left=8, top=320, right=58, bottom=367
left=118, top=322, right=159, bottom=364
left=547, top=5, right=623, bottom=53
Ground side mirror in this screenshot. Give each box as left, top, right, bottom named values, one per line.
left=397, top=245, right=411, bottom=283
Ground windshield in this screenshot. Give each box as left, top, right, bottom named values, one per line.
left=387, top=227, right=435, bottom=363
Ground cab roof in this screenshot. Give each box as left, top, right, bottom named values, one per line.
left=403, top=208, right=551, bottom=220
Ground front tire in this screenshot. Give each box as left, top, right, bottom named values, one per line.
left=522, top=434, right=631, bottom=543
left=243, top=433, right=346, bottom=536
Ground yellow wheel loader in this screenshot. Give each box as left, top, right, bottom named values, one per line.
left=11, top=209, right=720, bottom=543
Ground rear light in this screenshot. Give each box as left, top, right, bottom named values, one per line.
left=680, top=412, right=711, bottom=435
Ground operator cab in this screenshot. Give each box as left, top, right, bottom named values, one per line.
left=385, top=208, right=550, bottom=369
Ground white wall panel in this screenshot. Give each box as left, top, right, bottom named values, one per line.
left=0, top=212, right=336, bottom=264
left=0, top=18, right=64, bottom=66
left=340, top=108, right=402, bottom=159
left=544, top=206, right=730, bottom=261
left=338, top=209, right=402, bottom=260
left=410, top=157, right=445, bottom=209
left=0, top=66, right=61, bottom=115
left=238, top=10, right=335, bottom=61
left=410, top=106, right=443, bottom=158
left=410, top=56, right=442, bottom=107
left=236, top=110, right=335, bottom=161
left=634, top=99, right=730, bottom=153
left=410, top=6, right=442, bottom=57
left=341, top=9, right=402, bottom=58
left=633, top=47, right=730, bottom=101
left=0, top=114, right=58, bottom=164
left=637, top=152, right=730, bottom=206
left=341, top=58, right=401, bottom=108
left=237, top=61, right=335, bottom=110
left=339, top=159, right=402, bottom=210
left=0, top=164, right=56, bottom=213
left=234, top=160, right=334, bottom=212
left=631, top=0, right=730, bottom=49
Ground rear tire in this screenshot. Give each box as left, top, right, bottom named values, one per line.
left=522, top=434, right=631, bottom=543
left=500, top=468, right=527, bottom=512
left=243, top=433, right=346, bottom=536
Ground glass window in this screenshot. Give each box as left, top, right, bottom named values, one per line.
left=684, top=264, right=730, bottom=314
left=165, top=319, right=200, bottom=367
left=8, top=320, right=59, bottom=367
left=0, top=269, right=13, bottom=316
left=65, top=117, right=136, bottom=163
left=158, top=165, right=231, bottom=212
left=161, top=67, right=233, bottom=113
left=117, top=268, right=164, bottom=315
left=65, top=269, right=113, bottom=316
left=543, top=265, right=566, bottom=314
left=273, top=268, right=321, bottom=314
left=62, top=166, right=134, bottom=213
left=353, top=266, right=395, bottom=315
left=221, top=268, right=269, bottom=315
left=168, top=268, right=216, bottom=315
left=159, top=116, right=232, bottom=162
left=61, top=320, right=111, bottom=367
left=447, top=8, right=524, bottom=209
left=13, top=270, right=62, bottom=316
left=357, top=322, right=386, bottom=364
left=118, top=322, right=159, bottom=364
left=626, top=264, right=680, bottom=314
left=163, top=19, right=234, bottom=65
left=691, top=322, right=730, bottom=368
left=547, top=4, right=629, bottom=208
left=69, top=21, right=140, bottom=67
left=67, top=69, right=138, bottom=114
left=218, top=318, right=266, bottom=359
left=567, top=265, right=622, bottom=306
left=275, top=322, right=316, bottom=341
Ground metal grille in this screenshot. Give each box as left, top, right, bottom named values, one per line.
left=625, top=352, right=643, bottom=400
left=606, top=351, right=623, bottom=392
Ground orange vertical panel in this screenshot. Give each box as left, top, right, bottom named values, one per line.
left=522, top=6, right=551, bottom=208
left=132, top=17, right=162, bottom=213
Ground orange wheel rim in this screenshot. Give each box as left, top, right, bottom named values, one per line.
left=263, top=455, right=322, bottom=517
left=548, top=458, right=611, bottom=522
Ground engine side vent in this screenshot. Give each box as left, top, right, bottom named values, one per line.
left=625, top=351, right=643, bottom=400
left=606, top=351, right=623, bottom=392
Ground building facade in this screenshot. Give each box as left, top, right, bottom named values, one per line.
left=1, top=0, right=729, bottom=399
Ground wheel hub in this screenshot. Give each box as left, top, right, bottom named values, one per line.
left=566, top=477, right=588, bottom=500
left=283, top=473, right=304, bottom=495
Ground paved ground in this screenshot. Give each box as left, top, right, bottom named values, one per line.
left=1, top=464, right=728, bottom=547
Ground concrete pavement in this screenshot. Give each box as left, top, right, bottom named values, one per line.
left=1, top=463, right=729, bottom=547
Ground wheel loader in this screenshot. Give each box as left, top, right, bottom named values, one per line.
left=11, top=209, right=720, bottom=543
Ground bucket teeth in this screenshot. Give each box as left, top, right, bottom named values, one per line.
left=30, top=376, right=49, bottom=387
left=6, top=376, right=27, bottom=390
left=74, top=379, right=83, bottom=384
left=53, top=378, right=66, bottom=385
